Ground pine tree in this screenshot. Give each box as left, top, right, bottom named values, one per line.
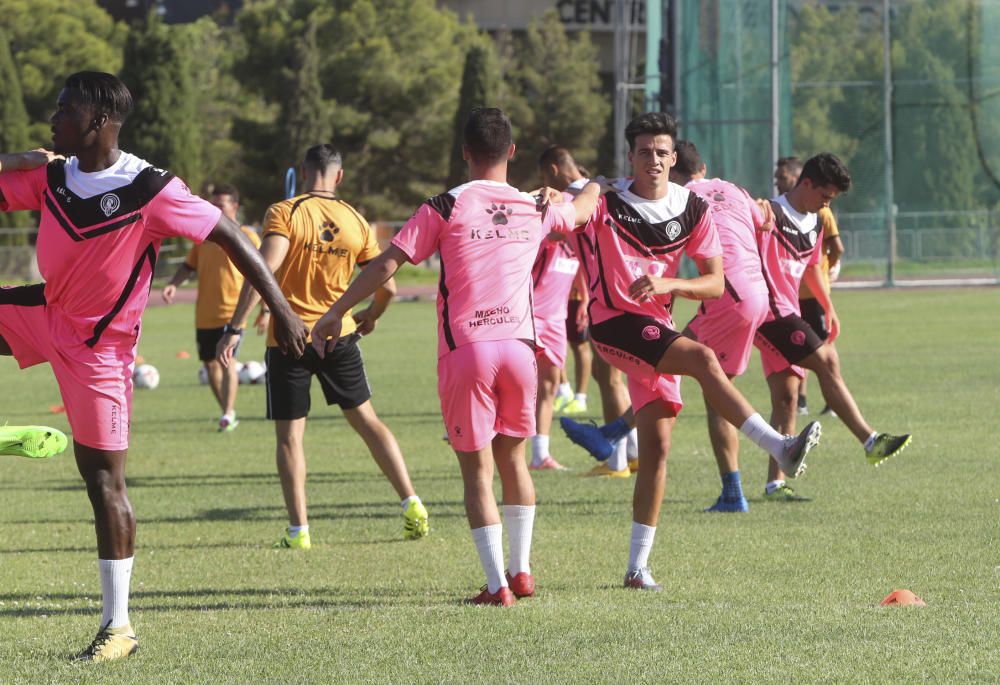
left=119, top=11, right=202, bottom=190
left=447, top=40, right=500, bottom=188
left=282, top=14, right=331, bottom=166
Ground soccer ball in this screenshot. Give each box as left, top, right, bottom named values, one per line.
left=133, top=364, right=160, bottom=390
left=237, top=361, right=252, bottom=385
left=197, top=365, right=209, bottom=385
left=245, top=360, right=267, bottom=384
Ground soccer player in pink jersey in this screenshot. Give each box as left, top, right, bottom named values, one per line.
left=311, top=108, right=601, bottom=606
left=528, top=231, right=580, bottom=470
left=670, top=141, right=778, bottom=513
left=0, top=72, right=308, bottom=661
left=754, top=153, right=911, bottom=501
left=574, top=113, right=821, bottom=591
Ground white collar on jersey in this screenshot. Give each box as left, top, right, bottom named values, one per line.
left=774, top=194, right=818, bottom=234
left=448, top=179, right=535, bottom=203
left=614, top=181, right=691, bottom=224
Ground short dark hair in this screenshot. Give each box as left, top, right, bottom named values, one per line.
left=303, top=144, right=343, bottom=172
left=64, top=71, right=133, bottom=123
left=211, top=183, right=239, bottom=204
left=673, top=140, right=704, bottom=178
left=538, top=145, right=574, bottom=169
left=799, top=152, right=851, bottom=192
left=464, top=107, right=512, bottom=163
left=624, top=112, right=678, bottom=151
left=776, top=156, right=803, bottom=175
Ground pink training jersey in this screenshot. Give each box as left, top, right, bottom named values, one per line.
left=392, top=180, right=576, bottom=358
left=758, top=194, right=824, bottom=318
left=686, top=177, right=769, bottom=301
left=0, top=155, right=220, bottom=347
left=531, top=236, right=579, bottom=323
left=582, top=182, right=721, bottom=326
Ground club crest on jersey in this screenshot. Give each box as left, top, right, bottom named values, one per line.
left=642, top=325, right=661, bottom=341
left=665, top=220, right=682, bottom=241
left=100, top=193, right=121, bottom=217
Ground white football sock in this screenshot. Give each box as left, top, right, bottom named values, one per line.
left=400, top=495, right=421, bottom=510
left=471, top=524, right=506, bottom=593
left=530, top=435, right=549, bottom=464
left=765, top=480, right=785, bottom=494
left=626, top=427, right=638, bottom=460
left=503, top=505, right=535, bottom=576
left=740, top=413, right=786, bottom=458
left=99, top=557, right=133, bottom=629
left=288, top=524, right=309, bottom=538
left=607, top=436, right=628, bottom=472
left=557, top=382, right=572, bottom=399
left=863, top=432, right=878, bottom=452
left=628, top=522, right=656, bottom=571
left=574, top=392, right=587, bottom=405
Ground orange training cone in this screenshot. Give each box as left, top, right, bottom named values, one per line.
left=880, top=589, right=926, bottom=607
left=49, top=404, right=66, bottom=414
left=176, top=350, right=191, bottom=359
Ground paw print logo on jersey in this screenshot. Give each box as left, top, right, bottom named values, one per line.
left=486, top=203, right=513, bottom=225
left=790, top=330, right=807, bottom=346
left=320, top=220, right=340, bottom=242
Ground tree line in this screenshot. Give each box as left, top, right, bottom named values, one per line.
left=0, top=0, right=610, bottom=227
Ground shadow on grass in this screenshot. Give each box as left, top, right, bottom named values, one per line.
left=0, top=585, right=459, bottom=617
left=24, top=467, right=461, bottom=492
left=1, top=499, right=469, bottom=526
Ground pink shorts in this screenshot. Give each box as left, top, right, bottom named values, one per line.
left=437, top=339, right=538, bottom=452
left=0, top=299, right=134, bottom=451
left=686, top=287, right=769, bottom=376
left=535, top=315, right=567, bottom=368
left=589, top=313, right=683, bottom=415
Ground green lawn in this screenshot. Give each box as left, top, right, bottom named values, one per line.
left=0, top=289, right=997, bottom=683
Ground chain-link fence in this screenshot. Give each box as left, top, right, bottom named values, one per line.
left=659, top=0, right=1000, bottom=283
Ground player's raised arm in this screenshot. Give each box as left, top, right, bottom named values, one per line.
left=206, top=214, right=306, bottom=359
left=569, top=181, right=602, bottom=226
left=0, top=149, right=60, bottom=174
left=311, top=244, right=408, bottom=356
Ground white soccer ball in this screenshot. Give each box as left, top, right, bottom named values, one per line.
left=237, top=362, right=252, bottom=385
left=197, top=365, right=209, bottom=385
left=133, top=364, right=160, bottom=390
left=245, top=360, right=266, bottom=384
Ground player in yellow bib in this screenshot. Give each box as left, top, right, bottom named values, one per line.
left=162, top=183, right=264, bottom=431
left=217, top=145, right=428, bottom=548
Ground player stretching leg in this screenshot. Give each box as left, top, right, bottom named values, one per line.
left=539, top=146, right=637, bottom=475
left=574, top=113, right=820, bottom=591
left=528, top=231, right=580, bottom=471
left=670, top=141, right=776, bottom=512
left=755, top=153, right=911, bottom=501
left=0, top=72, right=308, bottom=661
left=217, top=145, right=428, bottom=548
left=312, top=109, right=601, bottom=606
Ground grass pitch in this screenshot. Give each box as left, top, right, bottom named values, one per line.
left=0, top=288, right=997, bottom=683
